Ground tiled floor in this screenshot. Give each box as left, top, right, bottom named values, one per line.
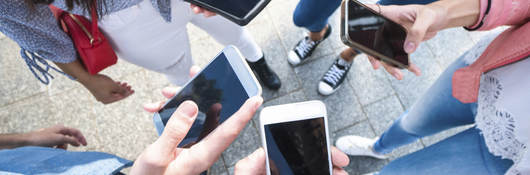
left=0, top=1, right=500, bottom=174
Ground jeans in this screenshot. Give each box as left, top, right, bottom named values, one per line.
left=292, top=0, right=437, bottom=32
left=373, top=56, right=514, bottom=174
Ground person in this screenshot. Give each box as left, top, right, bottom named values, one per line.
left=286, top=0, right=426, bottom=96
left=0, top=125, right=133, bottom=174
left=0, top=0, right=281, bottom=104
left=335, top=0, right=530, bottom=174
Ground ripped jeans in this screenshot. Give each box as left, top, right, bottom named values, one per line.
left=373, top=56, right=513, bottom=174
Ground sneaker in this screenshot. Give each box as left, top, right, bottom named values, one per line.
left=318, top=56, right=352, bottom=96
left=288, top=25, right=332, bottom=66
left=247, top=54, right=281, bottom=90
left=335, top=135, right=387, bottom=159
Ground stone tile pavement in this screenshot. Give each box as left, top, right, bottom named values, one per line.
left=0, top=0, right=502, bottom=174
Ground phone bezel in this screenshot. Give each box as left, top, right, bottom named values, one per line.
left=153, top=45, right=262, bottom=135
left=259, top=100, right=332, bottom=175
left=184, top=0, right=271, bottom=26
left=340, top=0, right=409, bottom=69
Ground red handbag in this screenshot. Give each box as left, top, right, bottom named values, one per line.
left=49, top=2, right=117, bottom=75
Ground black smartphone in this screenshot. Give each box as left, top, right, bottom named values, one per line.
left=341, top=0, right=409, bottom=69
left=153, top=46, right=261, bottom=148
left=184, top=0, right=270, bottom=26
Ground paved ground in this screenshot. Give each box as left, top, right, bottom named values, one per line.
left=0, top=0, right=502, bottom=174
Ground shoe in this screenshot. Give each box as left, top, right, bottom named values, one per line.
left=247, top=55, right=281, bottom=90
left=288, top=24, right=332, bottom=66
left=318, top=56, right=352, bottom=96
left=335, top=135, right=387, bottom=159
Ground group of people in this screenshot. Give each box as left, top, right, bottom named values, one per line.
left=0, top=0, right=529, bottom=174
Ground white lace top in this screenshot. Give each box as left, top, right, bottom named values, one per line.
left=463, top=31, right=530, bottom=175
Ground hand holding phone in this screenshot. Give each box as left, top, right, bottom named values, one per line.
left=153, top=46, right=262, bottom=147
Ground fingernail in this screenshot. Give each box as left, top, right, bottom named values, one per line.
left=252, top=96, right=263, bottom=110
left=393, top=72, right=401, bottom=80
left=404, top=42, right=415, bottom=53
left=179, top=101, right=198, bottom=117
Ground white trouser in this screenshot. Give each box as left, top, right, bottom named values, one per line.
left=98, top=0, right=262, bottom=85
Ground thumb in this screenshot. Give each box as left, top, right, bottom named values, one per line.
left=404, top=8, right=435, bottom=53
left=235, top=148, right=266, bottom=175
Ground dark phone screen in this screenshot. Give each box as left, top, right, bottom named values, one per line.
left=264, top=117, right=330, bottom=175
left=157, top=53, right=249, bottom=148
left=197, top=0, right=260, bottom=18
left=347, top=1, right=408, bottom=66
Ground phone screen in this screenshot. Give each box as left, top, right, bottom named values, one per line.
left=197, top=0, right=260, bottom=18
left=264, top=117, right=330, bottom=175
left=157, top=53, right=249, bottom=148
left=347, top=0, right=408, bottom=66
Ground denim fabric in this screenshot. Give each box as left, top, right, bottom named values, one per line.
left=378, top=128, right=514, bottom=175
left=292, top=0, right=342, bottom=32
left=373, top=56, right=477, bottom=154
left=0, top=146, right=132, bottom=175
left=372, top=56, right=514, bottom=173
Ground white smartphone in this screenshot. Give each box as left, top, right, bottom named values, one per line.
left=259, top=101, right=332, bottom=175
left=153, top=45, right=262, bottom=148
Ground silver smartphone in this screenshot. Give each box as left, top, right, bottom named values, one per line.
left=260, top=101, right=332, bottom=175
left=153, top=46, right=262, bottom=148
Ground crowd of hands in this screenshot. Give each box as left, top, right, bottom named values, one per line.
left=5, top=1, right=477, bottom=174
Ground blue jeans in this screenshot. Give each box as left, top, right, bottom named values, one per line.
left=373, top=56, right=514, bottom=174
left=292, top=0, right=436, bottom=32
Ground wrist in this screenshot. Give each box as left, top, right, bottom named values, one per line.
left=429, top=0, right=480, bottom=29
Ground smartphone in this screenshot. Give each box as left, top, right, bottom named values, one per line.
left=259, top=101, right=332, bottom=175
left=184, top=0, right=270, bottom=26
left=341, top=0, right=409, bottom=69
left=153, top=46, right=262, bottom=148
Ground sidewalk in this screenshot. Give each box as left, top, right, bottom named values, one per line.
left=0, top=1, right=500, bottom=174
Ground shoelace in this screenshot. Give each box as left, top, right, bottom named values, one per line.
left=323, top=63, right=348, bottom=86
left=295, top=37, right=318, bottom=58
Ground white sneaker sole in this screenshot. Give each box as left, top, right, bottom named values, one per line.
left=336, top=135, right=387, bottom=159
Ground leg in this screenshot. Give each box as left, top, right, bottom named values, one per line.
left=189, top=14, right=262, bottom=62
left=379, top=128, right=513, bottom=175
left=318, top=48, right=361, bottom=95
left=293, top=0, right=341, bottom=33
left=98, top=0, right=194, bottom=85
left=373, top=56, right=477, bottom=154
left=189, top=12, right=281, bottom=90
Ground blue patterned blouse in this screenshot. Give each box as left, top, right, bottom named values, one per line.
left=0, top=0, right=173, bottom=84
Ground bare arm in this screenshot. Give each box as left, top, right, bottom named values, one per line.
left=53, top=59, right=134, bottom=104
left=0, top=133, right=30, bottom=149
left=0, top=125, right=87, bottom=150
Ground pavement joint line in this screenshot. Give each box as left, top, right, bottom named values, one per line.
left=332, top=119, right=370, bottom=134
left=359, top=93, right=398, bottom=109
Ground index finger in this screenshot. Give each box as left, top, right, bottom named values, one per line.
left=58, top=127, right=87, bottom=146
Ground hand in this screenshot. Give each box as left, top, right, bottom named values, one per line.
left=364, top=4, right=449, bottom=80
left=190, top=4, right=217, bottom=17
left=131, top=97, right=263, bottom=175
left=234, top=146, right=350, bottom=175
left=24, top=125, right=87, bottom=150
left=82, top=74, right=134, bottom=104
left=132, top=65, right=263, bottom=174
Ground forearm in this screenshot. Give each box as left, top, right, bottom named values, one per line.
left=428, top=0, right=480, bottom=29
left=0, top=133, right=30, bottom=149
left=53, top=59, right=91, bottom=85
